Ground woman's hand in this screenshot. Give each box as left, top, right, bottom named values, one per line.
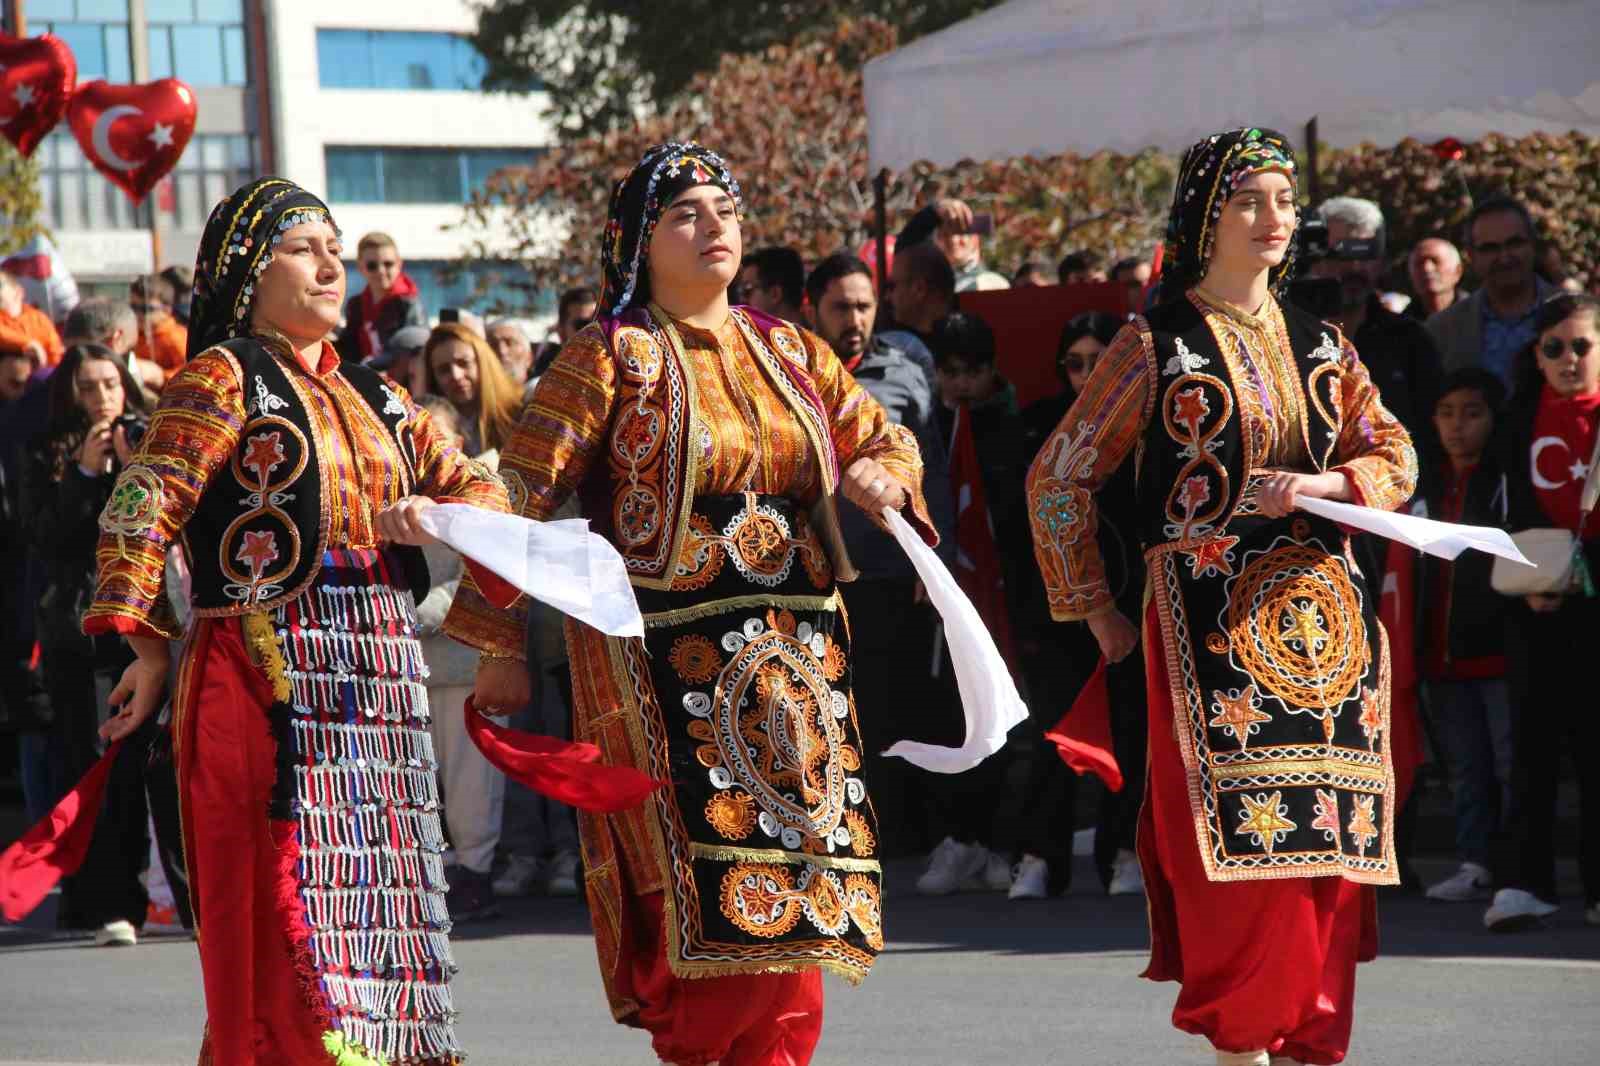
left=375, top=495, right=438, bottom=546
left=1525, top=593, right=1564, bottom=613
left=841, top=457, right=906, bottom=521
left=77, top=418, right=116, bottom=475
left=100, top=637, right=171, bottom=743
left=1086, top=605, right=1139, bottom=663
left=472, top=657, right=532, bottom=715
left=1256, top=470, right=1350, bottom=519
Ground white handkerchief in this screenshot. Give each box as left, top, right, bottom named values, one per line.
left=1295, top=495, right=1532, bottom=565
left=418, top=503, right=645, bottom=638
left=879, top=508, right=1028, bottom=773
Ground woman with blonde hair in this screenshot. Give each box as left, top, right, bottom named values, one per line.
left=417, top=322, right=522, bottom=454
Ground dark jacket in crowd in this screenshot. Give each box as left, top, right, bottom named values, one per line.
left=1415, top=457, right=1511, bottom=679
left=1348, top=294, right=1444, bottom=461
left=1499, top=384, right=1600, bottom=574
left=936, top=379, right=1033, bottom=626
left=20, top=426, right=127, bottom=667
left=336, top=280, right=427, bottom=364
left=838, top=333, right=955, bottom=579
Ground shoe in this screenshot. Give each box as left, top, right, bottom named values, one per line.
left=1008, top=854, right=1049, bottom=900
left=1483, top=887, right=1558, bottom=932
left=143, top=902, right=186, bottom=935
left=1425, top=861, right=1491, bottom=902
left=545, top=850, right=580, bottom=897
left=1585, top=902, right=1599, bottom=927
left=969, top=850, right=1011, bottom=892
left=1108, top=849, right=1145, bottom=896
left=492, top=855, right=542, bottom=898
left=1215, top=1051, right=1269, bottom=1066
left=445, top=867, right=501, bottom=922
left=1073, top=826, right=1096, bottom=856
left=95, top=920, right=137, bottom=947
left=915, top=837, right=986, bottom=896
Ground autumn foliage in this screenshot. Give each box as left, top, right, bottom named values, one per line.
left=458, top=18, right=1599, bottom=307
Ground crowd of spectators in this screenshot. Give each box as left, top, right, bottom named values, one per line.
left=3, top=184, right=1596, bottom=945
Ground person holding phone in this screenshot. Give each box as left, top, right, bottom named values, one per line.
left=21, top=344, right=164, bottom=948
left=1026, top=128, right=1417, bottom=1066
left=897, top=196, right=1010, bottom=292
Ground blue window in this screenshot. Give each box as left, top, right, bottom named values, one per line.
left=315, top=29, right=491, bottom=91
left=29, top=1, right=133, bottom=83
left=147, top=0, right=249, bottom=86
left=325, top=147, right=542, bottom=204
left=346, top=259, right=551, bottom=321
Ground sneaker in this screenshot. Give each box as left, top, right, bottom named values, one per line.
left=445, top=867, right=501, bottom=923
left=915, top=836, right=986, bottom=896
left=1585, top=902, right=1600, bottom=927
left=1108, top=849, right=1145, bottom=896
left=143, top=902, right=186, bottom=935
left=968, top=850, right=1011, bottom=892
left=545, top=851, right=580, bottom=897
left=1215, top=1052, right=1269, bottom=1066
left=1483, top=887, right=1558, bottom=932
left=492, top=855, right=542, bottom=898
left=95, top=920, right=137, bottom=947
left=1425, top=861, right=1491, bottom=902
left=1008, top=854, right=1049, bottom=900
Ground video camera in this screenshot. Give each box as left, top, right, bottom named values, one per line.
left=1287, top=218, right=1386, bottom=317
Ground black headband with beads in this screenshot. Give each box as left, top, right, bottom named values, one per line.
left=188, top=177, right=340, bottom=360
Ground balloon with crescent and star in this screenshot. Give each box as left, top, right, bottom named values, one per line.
left=0, top=32, right=77, bottom=157
left=66, top=77, right=197, bottom=204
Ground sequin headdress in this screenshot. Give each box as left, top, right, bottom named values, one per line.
left=1164, top=127, right=1299, bottom=295
left=188, top=177, right=339, bottom=359
left=599, top=142, right=743, bottom=316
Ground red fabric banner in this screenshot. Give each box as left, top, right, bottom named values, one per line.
left=463, top=697, right=662, bottom=813
left=948, top=404, right=1015, bottom=667
left=0, top=740, right=123, bottom=922
left=1044, top=657, right=1123, bottom=791
left=1380, top=539, right=1424, bottom=807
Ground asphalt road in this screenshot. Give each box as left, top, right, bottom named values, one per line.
left=2, top=857, right=1596, bottom=1066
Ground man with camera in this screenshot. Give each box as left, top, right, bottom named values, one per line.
left=1301, top=197, right=1444, bottom=450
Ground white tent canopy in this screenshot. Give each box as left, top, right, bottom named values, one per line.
left=864, top=0, right=1600, bottom=170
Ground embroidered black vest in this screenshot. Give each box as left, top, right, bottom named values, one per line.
left=184, top=338, right=420, bottom=616
left=1136, top=297, right=1396, bottom=885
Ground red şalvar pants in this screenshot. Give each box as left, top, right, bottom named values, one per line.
left=179, top=619, right=332, bottom=1065
left=1136, top=603, right=1377, bottom=1065
left=623, top=891, right=824, bottom=1066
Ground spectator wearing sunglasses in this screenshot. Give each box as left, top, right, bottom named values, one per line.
left=335, top=231, right=426, bottom=364
left=127, top=276, right=188, bottom=388
left=1427, top=195, right=1557, bottom=392
left=1484, top=292, right=1600, bottom=932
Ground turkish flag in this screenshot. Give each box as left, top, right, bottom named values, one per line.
left=1379, top=538, right=1424, bottom=807
left=0, top=741, right=123, bottom=922
left=949, top=404, right=1016, bottom=667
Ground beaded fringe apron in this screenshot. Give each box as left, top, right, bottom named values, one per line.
left=270, top=548, right=461, bottom=1064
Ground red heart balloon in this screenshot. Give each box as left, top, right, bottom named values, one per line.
left=0, top=33, right=77, bottom=157
left=67, top=78, right=197, bottom=205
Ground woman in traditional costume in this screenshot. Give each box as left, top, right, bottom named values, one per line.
left=85, top=177, right=509, bottom=1065
left=1025, top=129, right=1417, bottom=1065
left=447, top=142, right=935, bottom=1066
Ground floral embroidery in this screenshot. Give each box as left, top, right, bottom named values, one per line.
left=705, top=791, right=758, bottom=840
left=669, top=634, right=723, bottom=685
left=99, top=465, right=164, bottom=536
left=1312, top=789, right=1341, bottom=844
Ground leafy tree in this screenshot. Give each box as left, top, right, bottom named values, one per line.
left=470, top=0, right=1002, bottom=137
left=0, top=139, right=47, bottom=253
